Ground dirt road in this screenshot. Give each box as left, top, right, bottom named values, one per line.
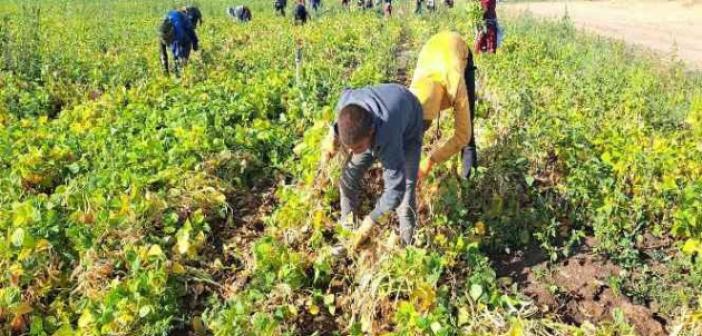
left=502, top=0, right=702, bottom=69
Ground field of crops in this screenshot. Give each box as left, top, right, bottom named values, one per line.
left=1, top=0, right=701, bottom=335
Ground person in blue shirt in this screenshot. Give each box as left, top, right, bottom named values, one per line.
left=159, top=6, right=202, bottom=76
left=320, top=84, right=425, bottom=251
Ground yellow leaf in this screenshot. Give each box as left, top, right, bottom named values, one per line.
left=312, top=210, right=325, bottom=230
left=411, top=282, right=436, bottom=313
left=434, top=233, right=447, bottom=246
left=457, top=307, right=470, bottom=326
left=287, top=304, right=299, bottom=317
left=11, top=303, right=32, bottom=316
left=35, top=239, right=51, bottom=251
left=148, top=244, right=163, bottom=257
left=172, top=262, right=186, bottom=275
left=213, top=191, right=226, bottom=204
left=78, top=309, right=94, bottom=328
left=9, top=263, right=23, bottom=278
left=177, top=235, right=190, bottom=255
left=192, top=317, right=206, bottom=336
left=308, top=304, right=320, bottom=315
left=474, top=221, right=487, bottom=236
left=18, top=248, right=34, bottom=261
left=507, top=318, right=524, bottom=336
left=431, top=321, right=442, bottom=333
left=682, top=239, right=701, bottom=255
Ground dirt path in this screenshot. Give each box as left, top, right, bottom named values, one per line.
left=502, top=0, right=702, bottom=69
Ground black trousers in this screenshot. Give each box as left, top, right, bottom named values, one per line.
left=464, top=53, right=477, bottom=149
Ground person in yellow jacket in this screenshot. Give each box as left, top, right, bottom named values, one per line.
left=410, top=31, right=478, bottom=180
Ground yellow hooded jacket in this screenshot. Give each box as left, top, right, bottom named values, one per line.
left=410, top=31, right=472, bottom=165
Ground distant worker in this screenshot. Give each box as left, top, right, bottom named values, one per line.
left=341, top=0, right=350, bottom=9
left=427, top=0, right=436, bottom=12
left=159, top=6, right=202, bottom=76
left=311, top=0, right=322, bottom=13
left=383, top=0, right=392, bottom=17
left=410, top=31, right=478, bottom=180
left=415, top=0, right=424, bottom=14
left=321, top=84, right=425, bottom=251
left=227, top=6, right=252, bottom=22
left=444, top=0, right=454, bottom=8
left=475, top=0, right=497, bottom=53
left=293, top=0, right=309, bottom=24
left=275, top=0, right=287, bottom=16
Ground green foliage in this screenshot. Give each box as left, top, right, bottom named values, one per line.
left=1, top=0, right=701, bottom=335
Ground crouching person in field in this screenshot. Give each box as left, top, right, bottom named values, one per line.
left=228, top=6, right=252, bottom=22
left=410, top=31, right=478, bottom=181
left=293, top=0, right=309, bottom=24
left=275, top=0, right=287, bottom=16
left=321, top=84, right=425, bottom=254
left=159, top=6, right=202, bottom=76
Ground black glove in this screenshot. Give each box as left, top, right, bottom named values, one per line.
left=193, top=42, right=199, bottom=52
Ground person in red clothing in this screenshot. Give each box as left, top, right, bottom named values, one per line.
left=474, top=0, right=497, bottom=53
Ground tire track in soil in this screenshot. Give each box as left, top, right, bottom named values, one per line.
left=391, top=23, right=414, bottom=86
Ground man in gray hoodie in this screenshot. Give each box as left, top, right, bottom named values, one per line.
left=321, top=84, right=424, bottom=250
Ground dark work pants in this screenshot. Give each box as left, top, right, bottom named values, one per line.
left=462, top=53, right=478, bottom=177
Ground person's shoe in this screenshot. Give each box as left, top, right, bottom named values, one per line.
left=462, top=146, right=478, bottom=179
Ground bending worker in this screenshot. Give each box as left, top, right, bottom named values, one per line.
left=293, top=0, right=309, bottom=24
left=159, top=6, right=202, bottom=76
left=321, top=84, right=424, bottom=250
left=228, top=5, right=252, bottom=22
left=475, top=0, right=498, bottom=53
left=275, top=0, right=287, bottom=16
left=410, top=31, right=478, bottom=180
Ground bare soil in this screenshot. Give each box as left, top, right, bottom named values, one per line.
left=493, top=236, right=668, bottom=335
left=503, top=0, right=702, bottom=69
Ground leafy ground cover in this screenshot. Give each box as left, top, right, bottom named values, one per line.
left=0, top=0, right=701, bottom=335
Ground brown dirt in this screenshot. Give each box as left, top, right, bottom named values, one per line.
left=503, top=0, right=702, bottom=70
left=218, top=184, right=277, bottom=297
left=391, top=25, right=414, bottom=86
left=170, top=183, right=278, bottom=336
left=494, top=236, right=667, bottom=335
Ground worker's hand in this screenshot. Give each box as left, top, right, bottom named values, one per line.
left=352, top=216, right=374, bottom=250
left=193, top=43, right=199, bottom=52
left=418, top=157, right=434, bottom=182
